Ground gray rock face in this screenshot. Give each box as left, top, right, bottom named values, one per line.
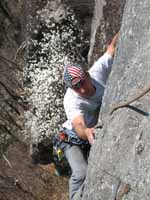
left=0, top=0, right=25, bottom=154
left=83, top=0, right=150, bottom=199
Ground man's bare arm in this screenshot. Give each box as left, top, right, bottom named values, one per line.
left=106, top=33, right=119, bottom=57
left=72, top=115, right=95, bottom=144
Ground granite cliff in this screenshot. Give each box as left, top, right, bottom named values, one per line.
left=1, top=0, right=150, bottom=199
left=83, top=0, right=150, bottom=199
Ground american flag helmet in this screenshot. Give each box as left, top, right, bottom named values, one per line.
left=63, top=64, right=86, bottom=88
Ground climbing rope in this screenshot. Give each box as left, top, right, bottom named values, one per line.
left=110, top=85, right=150, bottom=115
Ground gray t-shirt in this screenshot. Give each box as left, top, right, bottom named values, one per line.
left=63, top=53, right=113, bottom=134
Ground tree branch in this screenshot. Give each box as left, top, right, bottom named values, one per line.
left=0, top=104, right=22, bottom=130
left=0, top=55, right=22, bottom=71
left=0, top=124, right=22, bottom=143
left=0, top=80, right=21, bottom=101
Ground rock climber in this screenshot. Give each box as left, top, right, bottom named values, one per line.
left=57, top=33, right=119, bottom=199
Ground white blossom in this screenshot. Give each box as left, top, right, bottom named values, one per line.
left=24, top=4, right=88, bottom=143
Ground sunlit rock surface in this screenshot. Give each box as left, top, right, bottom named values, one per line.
left=83, top=0, right=150, bottom=199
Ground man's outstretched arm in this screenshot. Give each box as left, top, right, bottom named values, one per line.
left=106, top=32, right=119, bottom=57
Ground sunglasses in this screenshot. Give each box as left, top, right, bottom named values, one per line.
left=72, top=79, right=85, bottom=89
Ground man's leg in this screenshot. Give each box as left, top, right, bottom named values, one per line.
left=65, top=145, right=87, bottom=200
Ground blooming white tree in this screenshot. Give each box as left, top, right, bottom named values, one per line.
left=24, top=1, right=88, bottom=144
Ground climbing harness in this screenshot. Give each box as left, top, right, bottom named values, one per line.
left=52, top=128, right=90, bottom=176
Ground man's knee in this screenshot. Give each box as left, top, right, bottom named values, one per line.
left=71, top=169, right=86, bottom=183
